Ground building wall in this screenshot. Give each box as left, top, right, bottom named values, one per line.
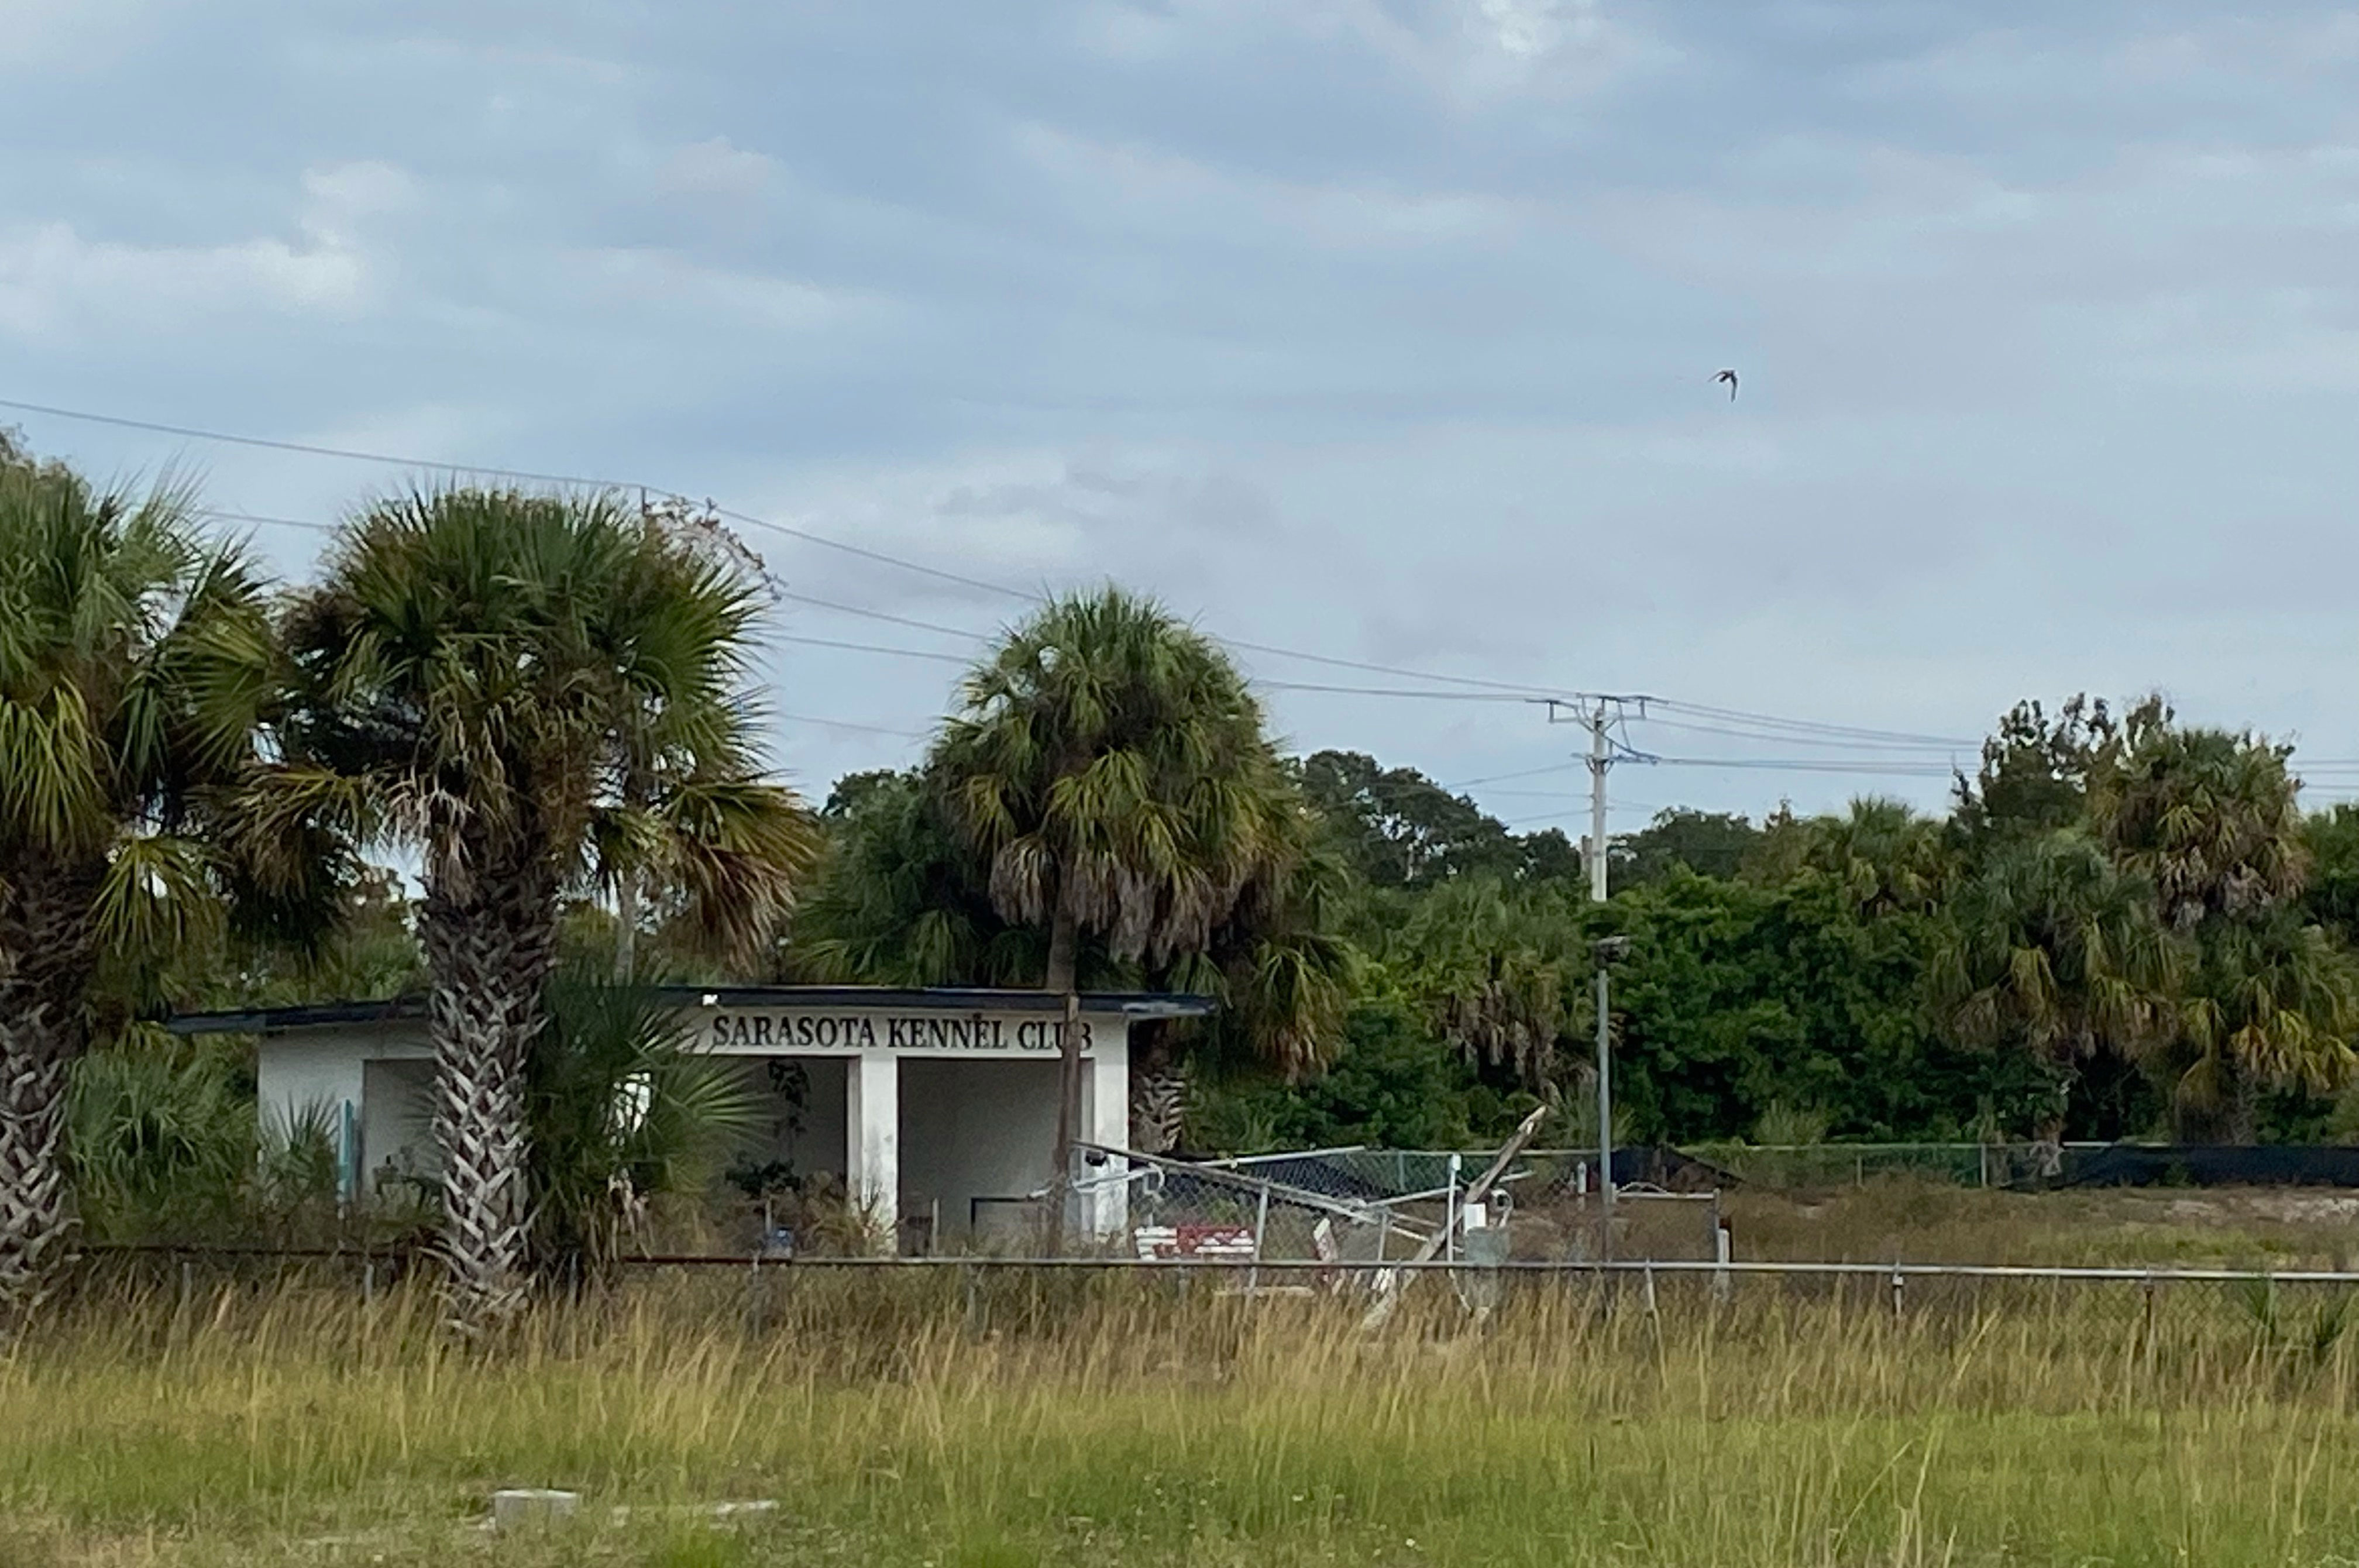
left=898, top=1057, right=1062, bottom=1242
left=360, top=1057, right=435, bottom=1196
left=253, top=1003, right=1144, bottom=1240
left=734, top=1055, right=849, bottom=1187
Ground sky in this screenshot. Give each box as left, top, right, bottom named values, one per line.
left=6, top=0, right=2359, bottom=835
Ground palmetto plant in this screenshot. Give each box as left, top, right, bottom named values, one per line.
left=242, top=488, right=817, bottom=1334
left=933, top=588, right=1310, bottom=1213
left=531, top=968, right=761, bottom=1281
left=0, top=455, right=276, bottom=1321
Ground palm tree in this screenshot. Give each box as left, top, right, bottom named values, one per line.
left=795, top=762, right=1352, bottom=1157
left=2089, top=719, right=2353, bottom=1137
left=1135, top=824, right=1354, bottom=1151
left=1932, top=833, right=2182, bottom=1136
left=932, top=587, right=1315, bottom=1216
left=2089, top=723, right=2306, bottom=931
left=793, top=770, right=1038, bottom=988
left=1388, top=876, right=1577, bottom=1093
left=245, top=487, right=817, bottom=1333
left=1798, top=797, right=1951, bottom=917
left=0, top=456, right=275, bottom=1318
left=2172, top=910, right=2359, bottom=1141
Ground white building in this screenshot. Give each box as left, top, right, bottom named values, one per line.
left=169, top=986, right=1214, bottom=1247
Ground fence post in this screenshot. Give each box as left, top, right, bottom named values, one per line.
left=1712, top=1218, right=1732, bottom=1305
left=1890, top=1261, right=1904, bottom=1321
left=746, top=1249, right=764, bottom=1339
left=362, top=1258, right=375, bottom=1308
left=1248, top=1181, right=1273, bottom=1296
left=2141, top=1273, right=2158, bottom=1378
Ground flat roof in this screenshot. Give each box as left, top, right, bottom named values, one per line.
left=167, top=985, right=1219, bottom=1036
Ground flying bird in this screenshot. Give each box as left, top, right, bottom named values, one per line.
left=1715, top=369, right=1739, bottom=401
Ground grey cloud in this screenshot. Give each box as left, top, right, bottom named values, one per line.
left=5, top=0, right=2359, bottom=825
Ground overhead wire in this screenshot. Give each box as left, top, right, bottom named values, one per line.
left=772, top=713, right=931, bottom=740
left=4, top=393, right=2049, bottom=766
left=1631, top=714, right=1967, bottom=755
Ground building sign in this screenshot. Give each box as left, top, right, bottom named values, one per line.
left=703, top=1009, right=1096, bottom=1055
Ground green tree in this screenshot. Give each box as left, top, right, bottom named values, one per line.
left=0, top=457, right=276, bottom=1317
left=932, top=588, right=1332, bottom=1199
left=2091, top=719, right=2351, bottom=1138
left=2303, top=804, right=2359, bottom=946
left=1952, top=695, right=2120, bottom=846
left=1932, top=833, right=2181, bottom=1137
left=1297, top=749, right=1544, bottom=885
left=1618, top=808, right=1760, bottom=886
left=1796, top=797, right=1951, bottom=917
left=2174, top=911, right=2359, bottom=1140
left=248, top=487, right=817, bottom=1332
left=2090, top=718, right=2305, bottom=931
left=793, top=769, right=1038, bottom=988
left=1384, top=876, right=1581, bottom=1093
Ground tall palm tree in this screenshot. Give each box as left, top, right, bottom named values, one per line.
left=0, top=457, right=275, bottom=1318
left=794, top=762, right=1351, bottom=1157
left=244, top=488, right=817, bottom=1333
left=2089, top=723, right=2306, bottom=931
left=932, top=587, right=1313, bottom=1213
left=2089, top=720, right=2352, bottom=1136
left=1932, top=833, right=2182, bottom=1136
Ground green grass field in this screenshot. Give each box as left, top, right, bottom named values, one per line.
left=9, top=1232, right=2359, bottom=1568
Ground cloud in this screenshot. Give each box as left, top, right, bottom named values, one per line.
left=7, top=0, right=2359, bottom=820
left=0, top=221, right=367, bottom=339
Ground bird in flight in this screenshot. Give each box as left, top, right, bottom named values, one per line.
left=1715, top=369, right=1739, bottom=401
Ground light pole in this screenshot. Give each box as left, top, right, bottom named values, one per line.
left=1591, top=936, right=1631, bottom=1230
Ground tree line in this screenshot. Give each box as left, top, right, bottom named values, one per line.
left=9, top=432, right=2359, bottom=1333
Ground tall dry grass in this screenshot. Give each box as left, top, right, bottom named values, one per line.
left=6, top=1265, right=2359, bottom=1566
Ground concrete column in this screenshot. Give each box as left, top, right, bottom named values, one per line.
left=1082, top=1026, right=1130, bottom=1239
left=845, top=1050, right=900, bottom=1243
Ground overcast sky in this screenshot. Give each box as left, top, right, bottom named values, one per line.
left=6, top=0, right=2359, bottom=833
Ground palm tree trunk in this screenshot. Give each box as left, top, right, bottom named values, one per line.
left=0, top=871, right=95, bottom=1326
left=1129, top=1020, right=1186, bottom=1155
left=1044, top=902, right=1079, bottom=1254
left=421, top=864, right=557, bottom=1337
left=615, top=874, right=639, bottom=981
left=0, top=1036, right=70, bottom=1325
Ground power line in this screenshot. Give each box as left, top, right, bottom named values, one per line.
left=1254, top=680, right=1538, bottom=702
left=1446, top=762, right=1585, bottom=789
left=773, top=711, right=931, bottom=740
left=197, top=507, right=336, bottom=536
left=773, top=590, right=986, bottom=643
left=1230, top=639, right=1592, bottom=700
left=1645, top=755, right=1959, bottom=777
left=1645, top=696, right=1973, bottom=750
left=1631, top=714, right=1966, bottom=755
left=1, top=396, right=621, bottom=487
left=6, top=393, right=2018, bottom=755
left=772, top=633, right=971, bottom=666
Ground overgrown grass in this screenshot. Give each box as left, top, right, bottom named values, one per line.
left=8, top=1264, right=2359, bottom=1566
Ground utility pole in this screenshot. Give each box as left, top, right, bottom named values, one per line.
left=1586, top=702, right=1610, bottom=904
left=1542, top=698, right=1648, bottom=1243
